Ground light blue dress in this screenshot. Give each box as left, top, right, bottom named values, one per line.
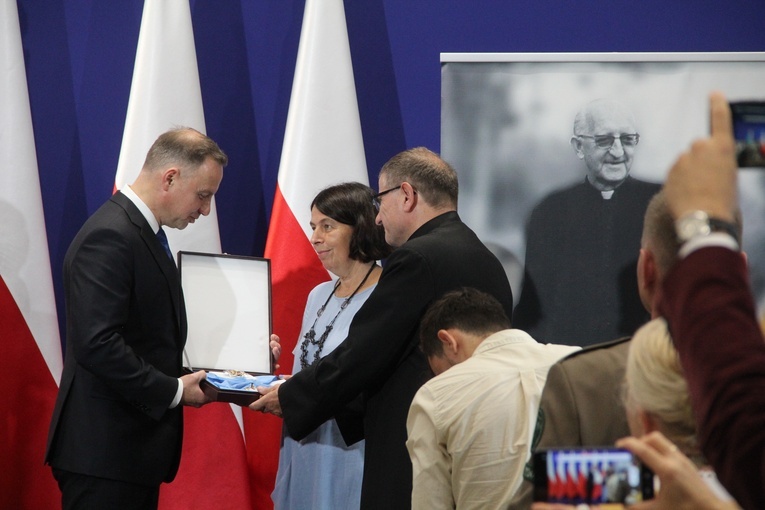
left=271, top=280, right=376, bottom=509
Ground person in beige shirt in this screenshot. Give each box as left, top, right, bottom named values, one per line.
left=406, top=288, right=578, bottom=509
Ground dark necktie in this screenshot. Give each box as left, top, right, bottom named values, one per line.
left=156, top=228, right=174, bottom=260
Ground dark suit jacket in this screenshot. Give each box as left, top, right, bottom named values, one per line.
left=510, top=337, right=632, bottom=509
left=46, top=192, right=186, bottom=487
left=660, top=247, right=765, bottom=510
left=278, top=211, right=514, bottom=510
left=514, top=177, right=659, bottom=346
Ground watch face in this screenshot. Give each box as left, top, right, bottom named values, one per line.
left=676, top=210, right=739, bottom=245
left=677, top=212, right=711, bottom=242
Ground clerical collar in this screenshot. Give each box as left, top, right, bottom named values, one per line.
left=584, top=176, right=623, bottom=200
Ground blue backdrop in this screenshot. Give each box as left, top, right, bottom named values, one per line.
left=17, top=0, right=765, bottom=341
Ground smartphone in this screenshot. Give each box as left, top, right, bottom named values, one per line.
left=729, top=101, right=765, bottom=167
left=533, top=447, right=654, bottom=507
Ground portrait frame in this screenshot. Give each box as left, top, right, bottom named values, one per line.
left=179, top=250, right=273, bottom=374
left=441, top=52, right=765, bottom=324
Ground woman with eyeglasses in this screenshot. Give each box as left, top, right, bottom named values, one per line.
left=271, top=182, right=391, bottom=509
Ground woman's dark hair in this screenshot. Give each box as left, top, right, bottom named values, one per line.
left=311, top=182, right=392, bottom=262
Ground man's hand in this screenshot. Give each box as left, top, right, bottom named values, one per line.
left=663, top=91, right=738, bottom=222
left=180, top=370, right=212, bottom=408
left=249, top=383, right=282, bottom=417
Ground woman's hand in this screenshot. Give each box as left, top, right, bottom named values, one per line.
left=617, top=432, right=740, bottom=510
left=270, top=334, right=282, bottom=371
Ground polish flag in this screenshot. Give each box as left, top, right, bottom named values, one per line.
left=243, top=0, right=369, bottom=506
left=114, top=1, right=250, bottom=508
left=0, top=1, right=63, bottom=507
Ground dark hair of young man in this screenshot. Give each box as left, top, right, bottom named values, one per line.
left=419, top=287, right=511, bottom=360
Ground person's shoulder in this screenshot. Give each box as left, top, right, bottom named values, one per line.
left=527, top=181, right=591, bottom=218
left=536, top=181, right=589, bottom=203
left=555, top=336, right=632, bottom=365
left=421, top=358, right=482, bottom=392
left=305, top=279, right=335, bottom=302
left=73, top=197, right=131, bottom=239
left=625, top=176, right=661, bottom=188
left=310, top=279, right=335, bottom=293
left=623, top=176, right=662, bottom=195
left=539, top=343, right=583, bottom=361
left=89, top=192, right=147, bottom=232
left=408, top=211, right=465, bottom=239
left=399, top=214, right=472, bottom=254
left=66, top=206, right=136, bottom=264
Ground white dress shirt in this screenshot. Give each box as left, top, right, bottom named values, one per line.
left=406, top=329, right=579, bottom=510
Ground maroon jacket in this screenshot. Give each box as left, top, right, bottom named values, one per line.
left=660, top=246, right=765, bottom=510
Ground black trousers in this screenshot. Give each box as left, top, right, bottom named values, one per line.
left=53, top=469, right=160, bottom=510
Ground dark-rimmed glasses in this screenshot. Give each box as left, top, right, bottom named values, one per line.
left=576, top=133, right=640, bottom=149
left=372, top=185, right=401, bottom=209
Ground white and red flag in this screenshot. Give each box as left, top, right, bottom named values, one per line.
left=0, top=0, right=63, bottom=507
left=115, top=1, right=251, bottom=508
left=244, top=0, right=369, bottom=506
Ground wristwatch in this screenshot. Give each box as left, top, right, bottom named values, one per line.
left=675, top=210, right=739, bottom=244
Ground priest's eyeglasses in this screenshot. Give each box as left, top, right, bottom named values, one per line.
left=576, top=133, right=640, bottom=149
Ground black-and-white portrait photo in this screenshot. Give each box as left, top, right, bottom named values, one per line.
left=442, top=53, right=765, bottom=346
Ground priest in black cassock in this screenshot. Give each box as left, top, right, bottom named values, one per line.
left=514, top=98, right=661, bottom=347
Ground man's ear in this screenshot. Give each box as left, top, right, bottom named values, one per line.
left=436, top=329, right=459, bottom=355
left=400, top=181, right=418, bottom=212
left=570, top=136, right=585, bottom=159
left=161, top=167, right=179, bottom=191
left=637, top=248, right=657, bottom=293
left=637, top=247, right=660, bottom=314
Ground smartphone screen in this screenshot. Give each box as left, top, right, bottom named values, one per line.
left=729, top=101, right=765, bottom=167
left=533, top=447, right=654, bottom=507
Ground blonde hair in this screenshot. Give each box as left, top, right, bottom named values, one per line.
left=625, top=318, right=698, bottom=455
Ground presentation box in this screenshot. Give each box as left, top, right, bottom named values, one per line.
left=179, top=251, right=274, bottom=406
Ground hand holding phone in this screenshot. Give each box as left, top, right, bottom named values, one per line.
left=664, top=92, right=738, bottom=223
left=617, top=433, right=739, bottom=510
left=729, top=100, right=765, bottom=167
left=532, top=447, right=654, bottom=507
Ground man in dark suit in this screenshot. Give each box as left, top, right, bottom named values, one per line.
left=514, top=99, right=661, bottom=347
left=45, top=128, right=227, bottom=510
left=252, top=147, right=514, bottom=509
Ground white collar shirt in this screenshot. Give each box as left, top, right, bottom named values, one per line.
left=406, top=329, right=580, bottom=510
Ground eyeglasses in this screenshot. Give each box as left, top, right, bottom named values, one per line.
left=576, top=133, right=640, bottom=149
left=372, top=185, right=401, bottom=209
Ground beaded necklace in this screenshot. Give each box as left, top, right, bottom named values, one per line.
left=299, top=263, right=376, bottom=369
